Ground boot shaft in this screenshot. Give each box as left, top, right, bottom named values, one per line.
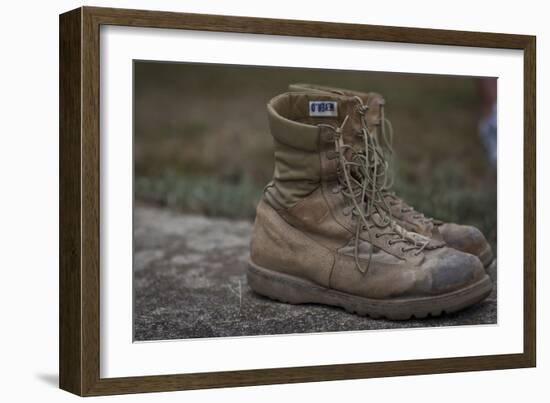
left=265, top=92, right=367, bottom=209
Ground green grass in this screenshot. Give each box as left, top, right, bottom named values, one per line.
left=135, top=173, right=263, bottom=219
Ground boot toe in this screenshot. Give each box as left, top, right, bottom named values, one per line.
left=439, top=223, right=492, bottom=262
left=427, top=249, right=486, bottom=294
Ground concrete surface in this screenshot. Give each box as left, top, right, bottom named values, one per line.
left=134, top=206, right=497, bottom=341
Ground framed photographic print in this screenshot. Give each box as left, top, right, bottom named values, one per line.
left=59, top=6, right=536, bottom=396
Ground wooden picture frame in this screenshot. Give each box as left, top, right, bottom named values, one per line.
left=59, top=6, right=536, bottom=396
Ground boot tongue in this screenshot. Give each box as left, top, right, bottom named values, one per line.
left=365, top=93, right=385, bottom=130
left=338, top=98, right=363, bottom=146
left=331, top=91, right=386, bottom=132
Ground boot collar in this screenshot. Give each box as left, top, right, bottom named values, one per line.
left=267, top=92, right=364, bottom=151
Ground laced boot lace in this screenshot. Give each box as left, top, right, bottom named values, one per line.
left=360, top=97, right=441, bottom=225
left=380, top=100, right=437, bottom=225
left=318, top=99, right=430, bottom=274
left=385, top=191, right=435, bottom=225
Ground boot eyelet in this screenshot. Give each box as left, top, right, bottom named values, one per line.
left=331, top=186, right=340, bottom=194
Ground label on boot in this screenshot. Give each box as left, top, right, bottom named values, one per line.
left=309, top=101, right=338, bottom=117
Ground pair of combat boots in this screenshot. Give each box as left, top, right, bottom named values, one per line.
left=247, top=83, right=494, bottom=320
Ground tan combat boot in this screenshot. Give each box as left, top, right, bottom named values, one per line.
left=247, top=92, right=492, bottom=319
left=289, top=83, right=495, bottom=270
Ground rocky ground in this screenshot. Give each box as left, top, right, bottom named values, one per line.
left=134, top=206, right=497, bottom=341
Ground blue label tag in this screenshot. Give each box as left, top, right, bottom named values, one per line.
left=309, top=101, right=338, bottom=117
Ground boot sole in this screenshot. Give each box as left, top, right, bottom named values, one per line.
left=247, top=261, right=493, bottom=320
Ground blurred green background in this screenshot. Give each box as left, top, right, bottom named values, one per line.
left=134, top=61, right=497, bottom=247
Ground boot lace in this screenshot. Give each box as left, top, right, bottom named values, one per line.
left=385, top=192, right=434, bottom=225
left=318, top=98, right=430, bottom=274
left=375, top=101, right=435, bottom=226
